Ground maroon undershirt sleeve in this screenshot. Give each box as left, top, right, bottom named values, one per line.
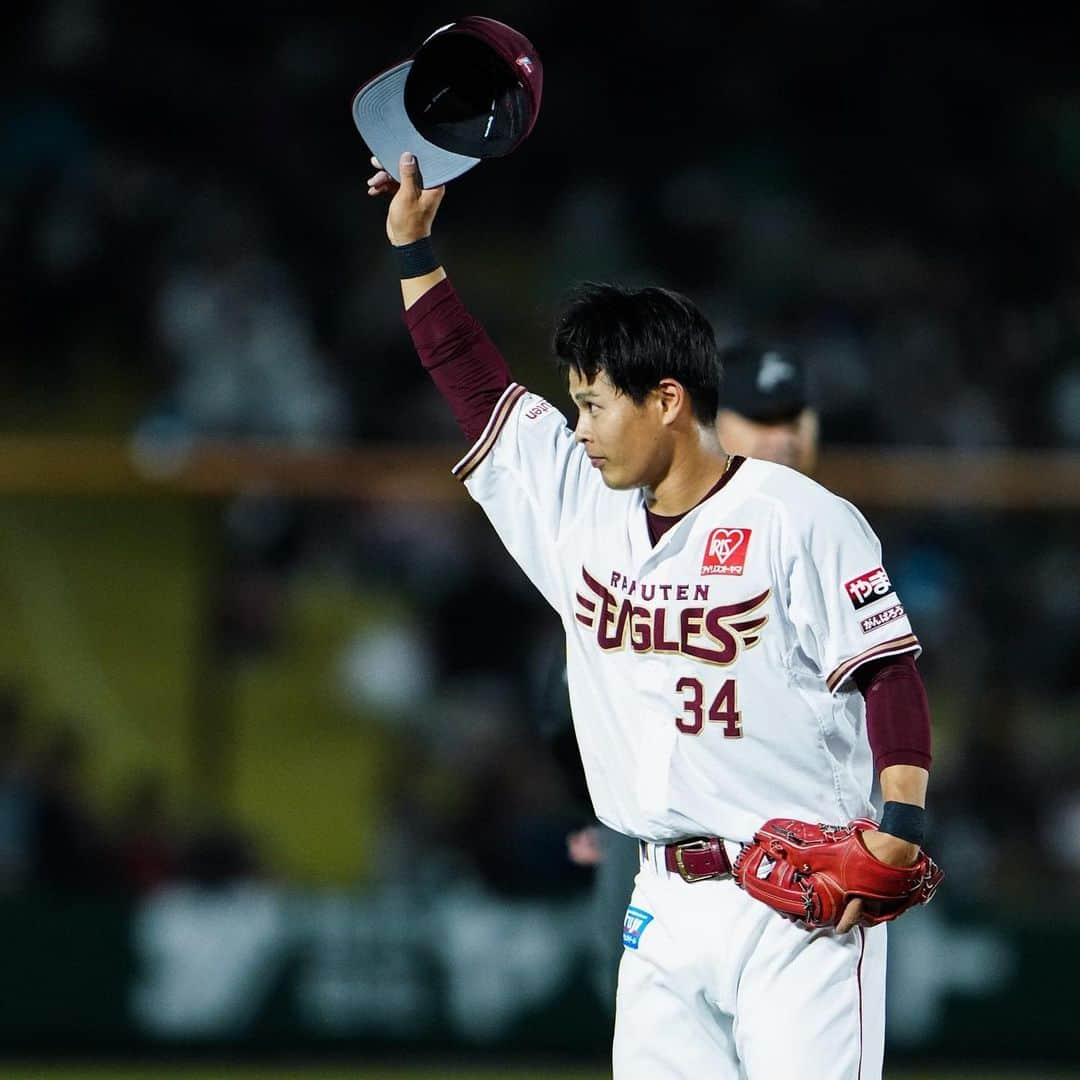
left=853, top=653, right=932, bottom=773
left=402, top=278, right=513, bottom=442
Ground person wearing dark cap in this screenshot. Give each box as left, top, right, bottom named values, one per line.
left=716, top=340, right=819, bottom=475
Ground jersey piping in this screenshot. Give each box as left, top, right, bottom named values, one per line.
left=452, top=382, right=527, bottom=480
left=826, top=633, right=920, bottom=693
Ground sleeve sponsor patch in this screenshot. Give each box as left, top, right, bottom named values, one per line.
left=844, top=566, right=895, bottom=610
left=701, top=527, right=751, bottom=576
left=860, top=602, right=905, bottom=634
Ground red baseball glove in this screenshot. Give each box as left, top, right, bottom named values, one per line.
left=732, top=818, right=943, bottom=929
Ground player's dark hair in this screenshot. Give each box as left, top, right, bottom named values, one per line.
left=553, top=283, right=721, bottom=424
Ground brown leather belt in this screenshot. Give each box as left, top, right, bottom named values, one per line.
left=659, top=836, right=733, bottom=883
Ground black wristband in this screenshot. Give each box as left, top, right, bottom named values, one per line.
left=879, top=801, right=925, bottom=846
left=394, top=237, right=439, bottom=279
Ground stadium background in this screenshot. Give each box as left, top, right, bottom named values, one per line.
left=2, top=3, right=1079, bottom=1078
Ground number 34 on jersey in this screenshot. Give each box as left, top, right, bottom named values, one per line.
left=574, top=565, right=766, bottom=739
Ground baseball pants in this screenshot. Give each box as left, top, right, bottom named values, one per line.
left=614, top=840, right=886, bottom=1080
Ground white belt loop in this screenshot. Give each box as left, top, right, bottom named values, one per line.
left=640, top=840, right=664, bottom=875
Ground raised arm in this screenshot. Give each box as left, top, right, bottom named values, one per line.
left=366, top=152, right=511, bottom=440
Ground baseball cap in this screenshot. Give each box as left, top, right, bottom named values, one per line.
left=352, top=17, right=543, bottom=189
left=718, top=342, right=808, bottom=422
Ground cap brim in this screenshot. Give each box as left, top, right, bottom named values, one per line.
left=352, top=61, right=481, bottom=188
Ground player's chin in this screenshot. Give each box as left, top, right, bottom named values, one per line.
left=607, top=463, right=656, bottom=491
left=597, top=465, right=631, bottom=489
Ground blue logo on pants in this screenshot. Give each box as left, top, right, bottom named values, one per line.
left=623, top=905, right=654, bottom=949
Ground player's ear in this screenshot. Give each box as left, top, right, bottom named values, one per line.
left=655, top=379, right=687, bottom=426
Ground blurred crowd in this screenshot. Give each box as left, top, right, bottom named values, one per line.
left=0, top=684, right=262, bottom=897
left=4, top=5, right=1080, bottom=448
left=0, top=4, right=1079, bottom=912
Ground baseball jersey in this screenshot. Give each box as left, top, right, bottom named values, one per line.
left=455, top=383, right=920, bottom=845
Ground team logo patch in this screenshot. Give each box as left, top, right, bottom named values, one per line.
left=844, top=566, right=896, bottom=610
left=861, top=602, right=906, bottom=634
left=623, top=905, right=654, bottom=950
left=701, top=528, right=752, bottom=576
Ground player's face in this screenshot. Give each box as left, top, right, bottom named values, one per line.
left=717, top=407, right=819, bottom=475
left=568, top=368, right=668, bottom=490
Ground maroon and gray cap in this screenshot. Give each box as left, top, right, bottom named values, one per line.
left=352, top=17, right=543, bottom=189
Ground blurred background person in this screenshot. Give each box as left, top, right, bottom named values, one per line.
left=0, top=686, right=35, bottom=894
left=715, top=340, right=819, bottom=475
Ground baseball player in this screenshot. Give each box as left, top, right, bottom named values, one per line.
left=367, top=152, right=941, bottom=1079
left=565, top=340, right=823, bottom=1011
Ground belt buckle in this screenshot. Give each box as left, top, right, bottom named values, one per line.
left=673, top=838, right=719, bottom=883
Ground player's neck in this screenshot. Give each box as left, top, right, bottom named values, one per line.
left=643, top=431, right=730, bottom=517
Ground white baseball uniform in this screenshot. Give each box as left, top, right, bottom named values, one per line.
left=454, top=382, right=920, bottom=1079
